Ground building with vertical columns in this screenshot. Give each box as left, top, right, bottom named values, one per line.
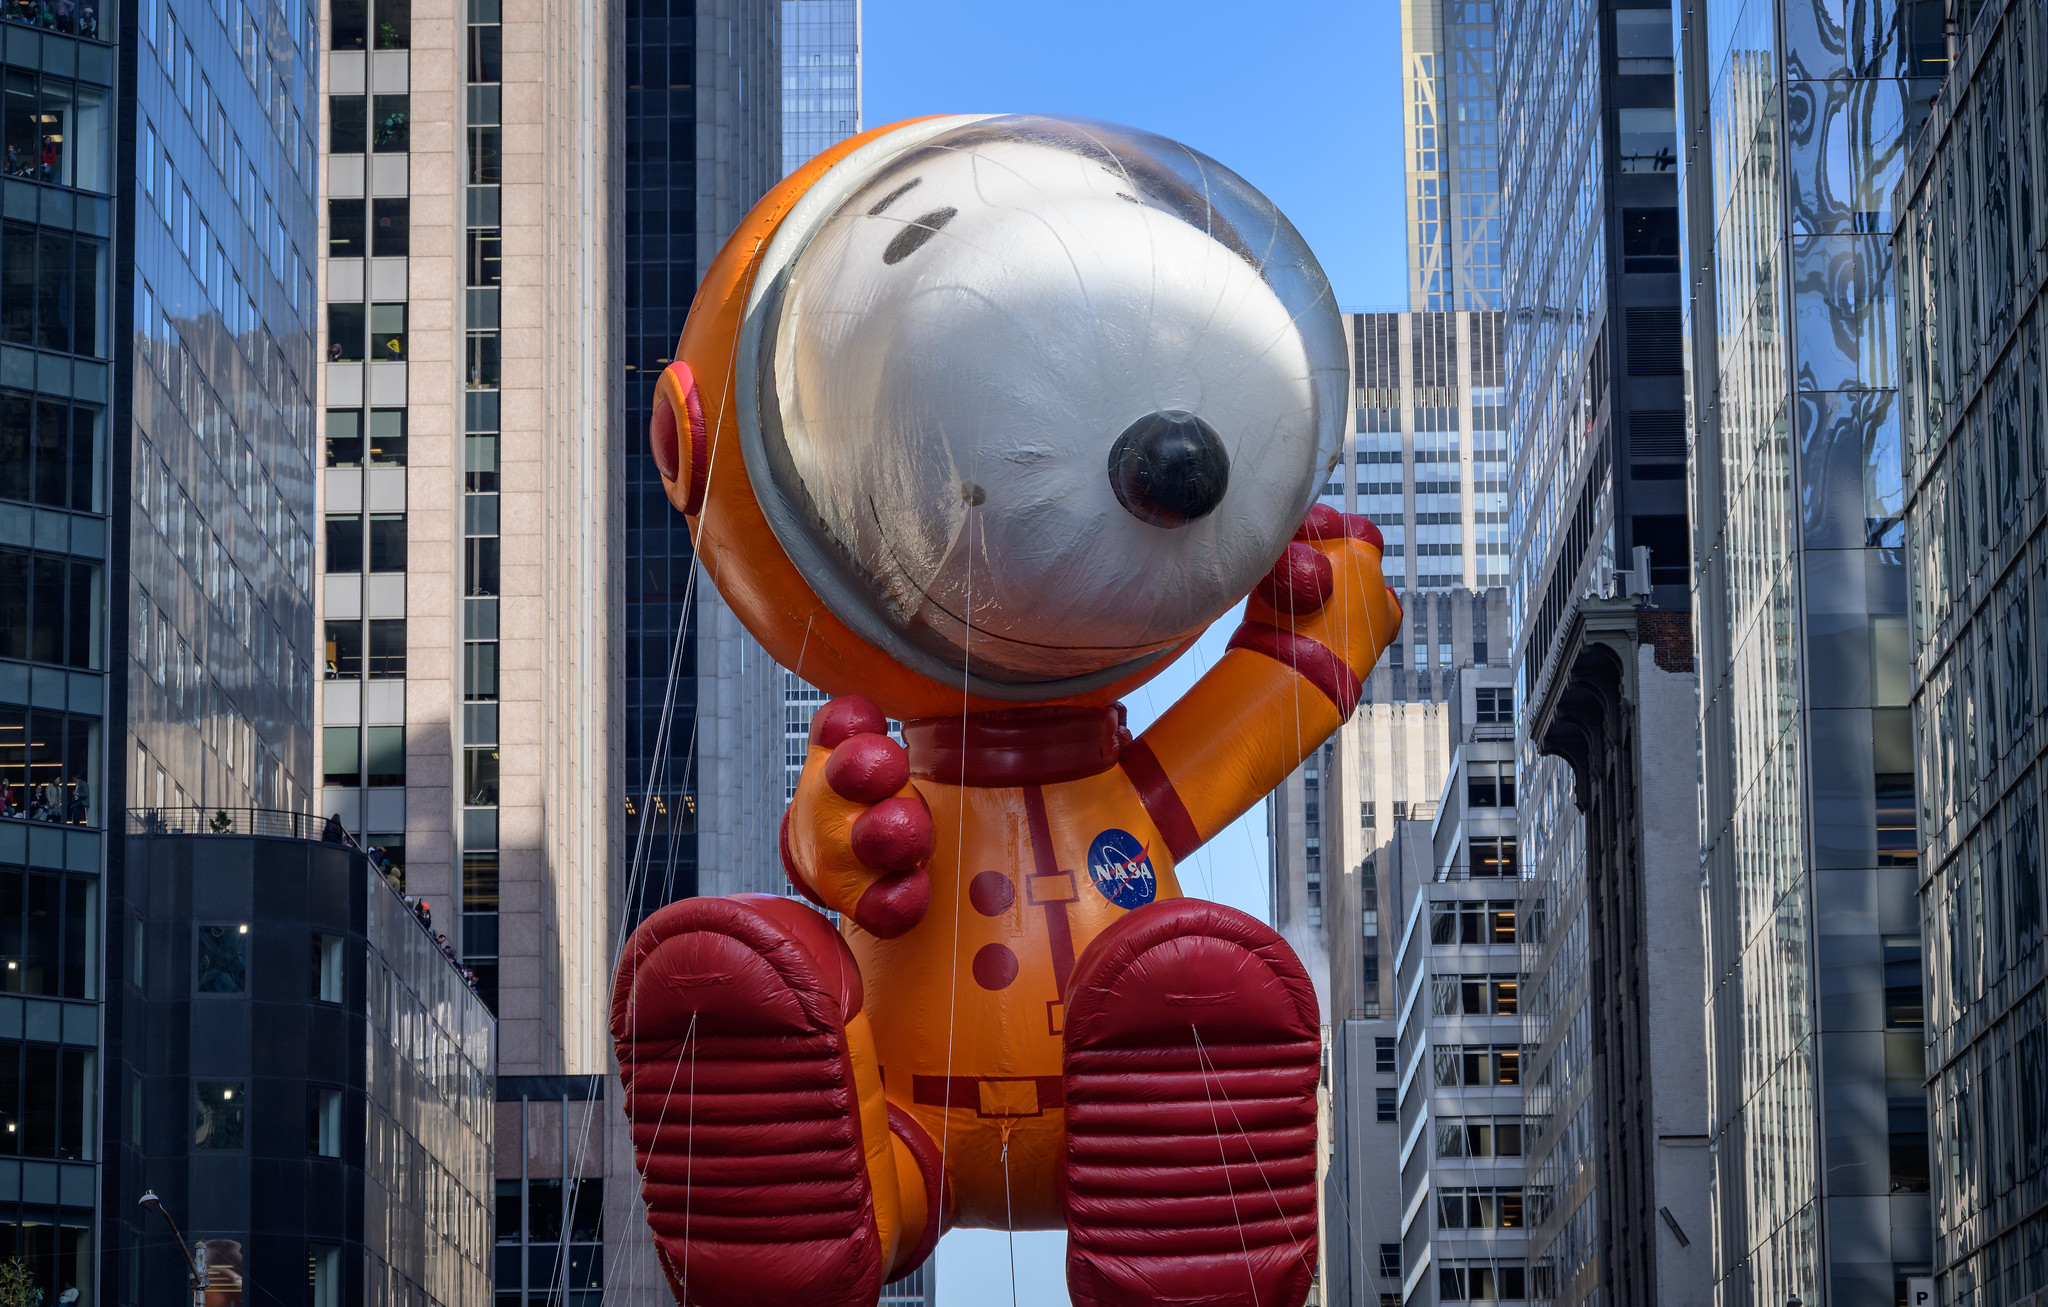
left=1677, top=0, right=1944, bottom=1301
left=1893, top=1, right=2048, bottom=1299
left=317, top=0, right=630, bottom=1298
left=315, top=0, right=619, bottom=1070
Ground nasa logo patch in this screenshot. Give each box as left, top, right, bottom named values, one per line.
left=1086, top=829, right=1157, bottom=910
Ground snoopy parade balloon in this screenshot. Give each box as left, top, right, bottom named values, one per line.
left=610, top=115, right=1404, bottom=1307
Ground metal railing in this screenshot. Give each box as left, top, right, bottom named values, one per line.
left=126, top=807, right=343, bottom=842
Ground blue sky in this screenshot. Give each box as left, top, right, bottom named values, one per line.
left=860, top=1, right=1409, bottom=1301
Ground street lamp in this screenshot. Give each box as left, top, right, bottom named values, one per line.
left=136, top=1191, right=203, bottom=1307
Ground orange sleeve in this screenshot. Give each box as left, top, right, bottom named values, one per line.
left=1118, top=528, right=1403, bottom=855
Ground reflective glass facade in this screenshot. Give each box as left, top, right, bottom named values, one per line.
left=1499, top=0, right=1702, bottom=1294
left=1678, top=0, right=1945, bottom=1301
left=0, top=0, right=330, bottom=1292
left=1894, top=0, right=2048, bottom=1299
left=620, top=0, right=701, bottom=916
left=779, top=0, right=854, bottom=178
left=112, top=832, right=493, bottom=1307
left=1401, top=0, right=1504, bottom=311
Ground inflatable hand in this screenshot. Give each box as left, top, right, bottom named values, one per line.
left=1236, top=503, right=1402, bottom=716
left=780, top=695, right=936, bottom=937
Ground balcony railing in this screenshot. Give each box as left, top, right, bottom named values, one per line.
left=127, top=806, right=347, bottom=842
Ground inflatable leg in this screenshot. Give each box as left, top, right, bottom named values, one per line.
left=610, top=893, right=941, bottom=1306
left=1060, top=899, right=1322, bottom=1307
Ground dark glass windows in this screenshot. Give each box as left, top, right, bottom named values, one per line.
left=372, top=95, right=409, bottom=152
left=332, top=0, right=368, bottom=48
left=367, top=619, right=405, bottom=677
left=369, top=515, right=407, bottom=572
left=0, top=393, right=100, bottom=512
left=368, top=408, right=407, bottom=464
left=370, top=303, right=406, bottom=360
left=325, top=620, right=363, bottom=679
left=0, top=224, right=103, bottom=356
left=328, top=199, right=367, bottom=257
left=0, top=868, right=96, bottom=995
left=196, top=923, right=247, bottom=992
left=327, top=303, right=365, bottom=362
left=193, top=1082, right=244, bottom=1149
left=0, top=550, right=101, bottom=669
left=326, top=410, right=364, bottom=467
left=372, top=198, right=409, bottom=256
left=0, top=1040, right=95, bottom=1159
left=329, top=95, right=367, bottom=154
left=325, top=515, right=364, bottom=572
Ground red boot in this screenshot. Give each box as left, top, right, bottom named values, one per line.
left=610, top=893, right=940, bottom=1307
left=1061, top=899, right=1323, bottom=1307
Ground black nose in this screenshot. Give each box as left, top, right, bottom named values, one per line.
left=1107, top=411, right=1230, bottom=529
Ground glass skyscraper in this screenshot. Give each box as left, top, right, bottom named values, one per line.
left=1401, top=0, right=1503, bottom=312
left=1678, top=0, right=1946, bottom=1302
left=0, top=0, right=324, bottom=1288
left=1894, top=1, right=2048, bottom=1300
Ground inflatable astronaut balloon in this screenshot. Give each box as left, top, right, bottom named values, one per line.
left=610, top=115, right=1404, bottom=1307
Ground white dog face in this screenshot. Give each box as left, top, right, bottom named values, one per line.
left=750, top=115, right=1346, bottom=696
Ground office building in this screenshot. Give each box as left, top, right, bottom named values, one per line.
left=1894, top=2, right=2048, bottom=1300
left=1271, top=307, right=1511, bottom=1304
left=619, top=0, right=780, bottom=915
left=315, top=0, right=619, bottom=1063
left=1387, top=726, right=1526, bottom=1307
left=1399, top=0, right=1503, bottom=312
left=1677, top=0, right=1945, bottom=1300
left=1497, top=0, right=1712, bottom=1299
left=779, top=0, right=858, bottom=179
left=0, top=0, right=323, bottom=1294
left=117, top=822, right=493, bottom=1307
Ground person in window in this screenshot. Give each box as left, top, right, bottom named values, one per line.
left=67, top=774, right=86, bottom=824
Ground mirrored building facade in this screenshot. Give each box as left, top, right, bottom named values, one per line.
left=1894, top=0, right=2048, bottom=1300
left=1400, top=0, right=1504, bottom=311
left=1677, top=0, right=1946, bottom=1301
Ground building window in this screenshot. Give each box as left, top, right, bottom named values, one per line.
left=368, top=514, right=407, bottom=571
left=367, top=619, right=406, bottom=678
left=1375, top=1086, right=1397, bottom=1123
left=1434, top=1117, right=1524, bottom=1158
left=364, top=726, right=405, bottom=787
left=1438, top=1187, right=1526, bottom=1230
left=0, top=1039, right=95, bottom=1159
left=0, top=550, right=102, bottom=670
left=1474, top=686, right=1512, bottom=723
left=1361, top=800, right=1376, bottom=828
left=0, top=391, right=101, bottom=512
left=325, top=515, right=364, bottom=572
left=1379, top=1244, right=1401, bottom=1279
left=309, top=1244, right=340, bottom=1307
left=369, top=302, right=406, bottom=360
left=193, top=1082, right=245, bottom=1149
left=196, top=923, right=248, bottom=993
left=308, top=1087, right=342, bottom=1157
left=321, top=727, right=359, bottom=788
left=1434, top=974, right=1518, bottom=1016
left=1438, top=1262, right=1527, bottom=1300
left=1433, top=1044, right=1520, bottom=1086
left=313, top=934, right=344, bottom=1003
left=0, top=223, right=104, bottom=357
left=1375, top=1036, right=1396, bottom=1073
left=1469, top=837, right=1520, bottom=877
left=1434, top=900, right=1511, bottom=944
left=324, top=620, right=362, bottom=679
left=1466, top=761, right=1516, bottom=808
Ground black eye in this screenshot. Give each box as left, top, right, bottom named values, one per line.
left=882, top=207, right=957, bottom=265
left=867, top=177, right=922, bottom=216
left=1107, top=411, right=1230, bottom=529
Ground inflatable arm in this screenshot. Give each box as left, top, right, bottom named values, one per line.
left=1123, top=504, right=1403, bottom=860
